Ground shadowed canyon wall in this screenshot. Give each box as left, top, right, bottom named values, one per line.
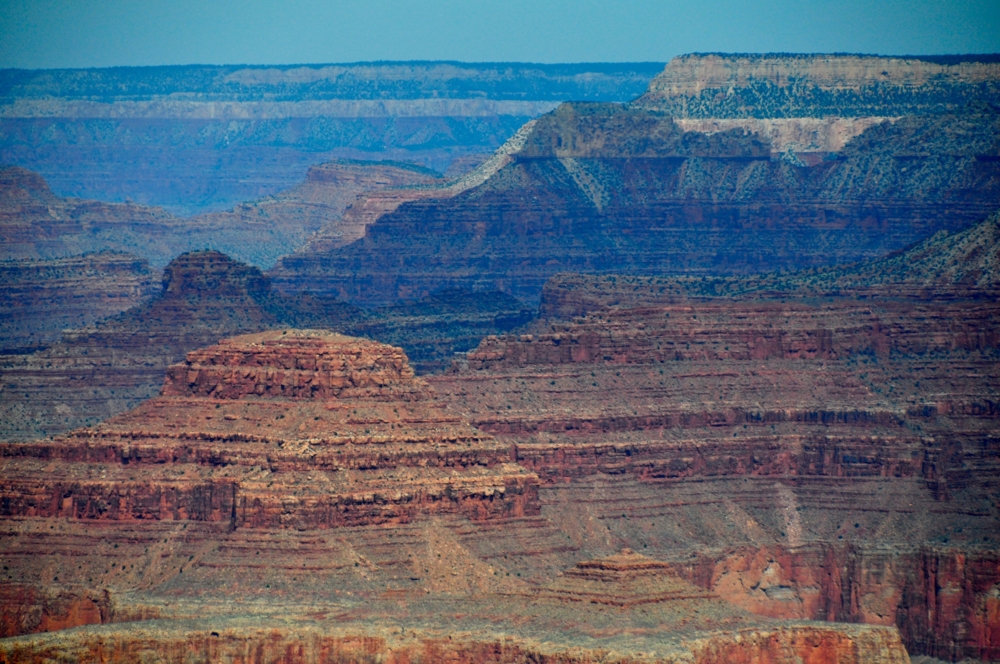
left=271, top=100, right=1000, bottom=304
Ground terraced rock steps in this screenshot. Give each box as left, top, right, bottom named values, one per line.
left=0, top=547, right=908, bottom=663
left=429, top=270, right=1000, bottom=660
left=1, top=330, right=539, bottom=530
left=533, top=548, right=717, bottom=607
left=0, top=249, right=532, bottom=440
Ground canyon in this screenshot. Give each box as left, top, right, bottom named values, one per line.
left=271, top=98, right=1000, bottom=304
left=0, top=62, right=662, bottom=215
left=0, top=214, right=996, bottom=661
left=0, top=249, right=532, bottom=440
left=0, top=331, right=909, bottom=663
left=1, top=52, right=999, bottom=663
left=0, top=159, right=440, bottom=269
left=425, top=218, right=1000, bottom=661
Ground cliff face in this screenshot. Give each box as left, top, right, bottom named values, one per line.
left=635, top=53, right=1000, bottom=118
left=1, top=330, right=539, bottom=530
left=427, top=235, right=1000, bottom=660
left=0, top=252, right=156, bottom=351
left=271, top=101, right=1000, bottom=305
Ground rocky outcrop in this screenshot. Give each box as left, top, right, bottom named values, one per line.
left=0, top=252, right=156, bottom=351
left=271, top=100, right=1000, bottom=305
left=0, top=619, right=909, bottom=663
left=0, top=330, right=539, bottom=530
left=276, top=118, right=539, bottom=263
left=674, top=116, right=893, bottom=160
left=634, top=53, right=1000, bottom=117
left=0, top=543, right=908, bottom=663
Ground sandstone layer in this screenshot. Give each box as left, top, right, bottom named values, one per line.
left=0, top=332, right=903, bottom=662
left=635, top=53, right=1000, bottom=117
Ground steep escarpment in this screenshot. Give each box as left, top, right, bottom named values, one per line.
left=272, top=100, right=1000, bottom=305
left=634, top=53, right=1000, bottom=118
left=0, top=252, right=156, bottom=352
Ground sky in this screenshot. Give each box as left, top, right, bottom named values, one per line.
left=1, top=0, right=999, bottom=69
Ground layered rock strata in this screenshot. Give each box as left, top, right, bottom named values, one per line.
left=0, top=160, right=439, bottom=269
left=0, top=252, right=156, bottom=352
left=271, top=100, right=1000, bottom=305
left=0, top=330, right=539, bottom=532
left=1, top=62, right=662, bottom=214
left=0, top=250, right=286, bottom=440
left=634, top=53, right=1000, bottom=118
left=0, top=249, right=532, bottom=440
left=429, top=253, right=1000, bottom=660
left=0, top=542, right=907, bottom=663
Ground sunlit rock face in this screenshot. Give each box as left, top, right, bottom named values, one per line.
left=634, top=53, right=1000, bottom=118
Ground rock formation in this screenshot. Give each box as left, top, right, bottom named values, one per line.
left=0, top=252, right=156, bottom=352
left=270, top=100, right=1000, bottom=304
left=427, top=224, right=1000, bottom=660
left=0, top=249, right=531, bottom=440
left=1, top=330, right=539, bottom=528
left=634, top=53, right=1000, bottom=118
left=0, top=251, right=285, bottom=440
left=0, top=161, right=440, bottom=269
left=0, top=419, right=907, bottom=664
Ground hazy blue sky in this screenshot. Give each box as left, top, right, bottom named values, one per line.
left=2, top=0, right=998, bottom=68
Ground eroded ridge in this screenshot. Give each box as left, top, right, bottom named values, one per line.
left=1, top=330, right=540, bottom=531
left=162, top=331, right=420, bottom=401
